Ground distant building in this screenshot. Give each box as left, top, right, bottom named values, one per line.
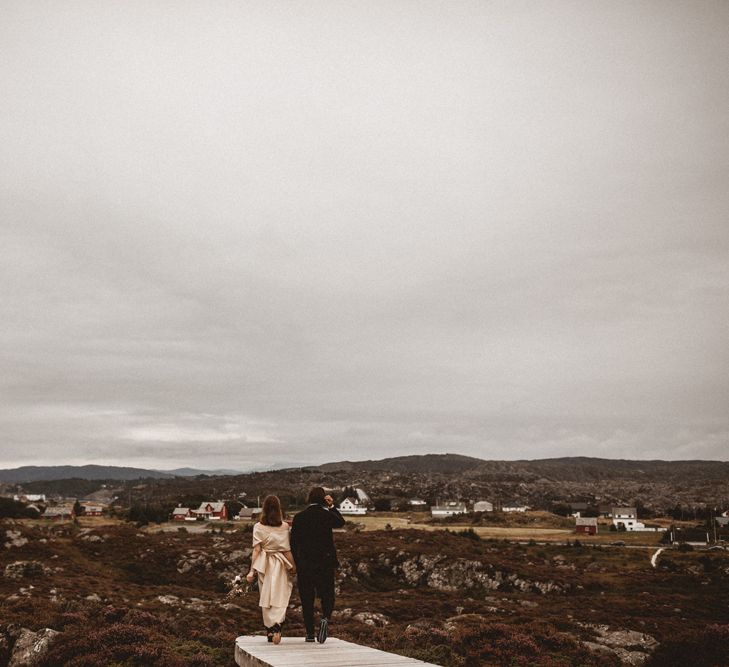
left=569, top=502, right=589, bottom=517
left=612, top=507, right=644, bottom=531
left=192, top=501, right=228, bottom=521
left=81, top=505, right=104, bottom=516
left=14, top=494, right=46, bottom=503
left=339, top=497, right=367, bottom=515
left=235, top=507, right=262, bottom=521
left=431, top=502, right=466, bottom=518
left=172, top=506, right=192, bottom=521
left=473, top=501, right=494, bottom=513
left=501, top=502, right=529, bottom=513
left=43, top=505, right=75, bottom=521
left=575, top=517, right=598, bottom=535
left=597, top=504, right=613, bottom=518
left=408, top=499, right=428, bottom=508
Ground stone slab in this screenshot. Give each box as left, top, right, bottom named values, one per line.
left=235, top=635, right=440, bottom=667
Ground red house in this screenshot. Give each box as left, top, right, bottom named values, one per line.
left=575, top=517, right=598, bottom=535
left=192, top=501, right=228, bottom=521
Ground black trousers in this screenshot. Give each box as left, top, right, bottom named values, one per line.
left=297, top=567, right=335, bottom=635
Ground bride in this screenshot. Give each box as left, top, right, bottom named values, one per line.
left=246, top=495, right=296, bottom=644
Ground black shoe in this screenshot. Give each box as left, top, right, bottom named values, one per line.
left=305, top=635, right=315, bottom=642
left=317, top=617, right=328, bottom=644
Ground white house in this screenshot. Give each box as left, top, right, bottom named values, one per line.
left=612, top=507, right=645, bottom=531
left=473, top=500, right=493, bottom=513
left=501, top=501, right=529, bottom=513
left=431, top=502, right=466, bottom=517
left=408, top=499, right=428, bottom=508
left=14, top=494, right=46, bottom=503
left=339, top=497, right=367, bottom=515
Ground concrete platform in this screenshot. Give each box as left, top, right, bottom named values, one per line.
left=235, top=635, right=441, bottom=667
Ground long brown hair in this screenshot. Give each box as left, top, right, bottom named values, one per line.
left=260, top=494, right=284, bottom=527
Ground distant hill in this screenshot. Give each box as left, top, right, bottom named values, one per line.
left=309, top=453, right=486, bottom=474
left=155, top=467, right=245, bottom=477
left=308, top=454, right=729, bottom=481
left=0, top=464, right=251, bottom=483
left=0, top=465, right=176, bottom=483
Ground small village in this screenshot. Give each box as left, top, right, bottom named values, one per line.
left=4, top=485, right=728, bottom=548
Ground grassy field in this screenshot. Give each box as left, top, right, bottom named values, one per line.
left=345, top=512, right=666, bottom=545
left=47, top=511, right=672, bottom=546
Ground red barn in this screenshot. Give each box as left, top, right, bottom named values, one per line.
left=575, top=517, right=598, bottom=535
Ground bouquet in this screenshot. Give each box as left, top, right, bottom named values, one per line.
left=226, top=573, right=258, bottom=599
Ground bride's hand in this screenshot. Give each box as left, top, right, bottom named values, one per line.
left=246, top=571, right=255, bottom=583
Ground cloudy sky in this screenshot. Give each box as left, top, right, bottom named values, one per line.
left=1, top=1, right=728, bottom=470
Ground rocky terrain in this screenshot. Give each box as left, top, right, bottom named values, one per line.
left=1, top=519, right=728, bottom=666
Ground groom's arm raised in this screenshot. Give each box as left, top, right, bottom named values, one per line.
left=324, top=503, right=346, bottom=529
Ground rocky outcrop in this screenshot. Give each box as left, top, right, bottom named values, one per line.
left=375, top=551, right=568, bottom=595
left=176, top=546, right=250, bottom=574
left=157, top=594, right=181, bottom=605
left=4, top=530, right=28, bottom=550
left=8, top=628, right=60, bottom=667
left=580, top=624, right=658, bottom=666
left=3, top=561, right=48, bottom=580
left=352, top=611, right=389, bottom=627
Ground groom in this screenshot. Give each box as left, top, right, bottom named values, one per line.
left=290, top=486, right=346, bottom=643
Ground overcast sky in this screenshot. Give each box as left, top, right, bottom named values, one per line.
left=1, top=1, right=728, bottom=470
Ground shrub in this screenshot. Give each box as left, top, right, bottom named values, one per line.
left=0, top=498, right=39, bottom=518
left=452, top=528, right=481, bottom=542
left=648, top=624, right=729, bottom=666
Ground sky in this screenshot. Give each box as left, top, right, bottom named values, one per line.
left=1, top=1, right=728, bottom=470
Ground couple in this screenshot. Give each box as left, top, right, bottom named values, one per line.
left=245, top=486, right=346, bottom=644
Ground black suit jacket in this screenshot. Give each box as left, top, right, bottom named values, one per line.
left=290, top=504, right=346, bottom=572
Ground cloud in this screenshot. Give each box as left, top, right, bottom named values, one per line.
left=121, top=420, right=281, bottom=445
left=1, top=2, right=728, bottom=467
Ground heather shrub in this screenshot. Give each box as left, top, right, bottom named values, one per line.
left=647, top=623, right=729, bottom=666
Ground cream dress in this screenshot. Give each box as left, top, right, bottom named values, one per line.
left=251, top=522, right=294, bottom=627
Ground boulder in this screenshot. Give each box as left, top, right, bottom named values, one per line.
left=4, top=561, right=46, bottom=580
left=157, top=594, right=180, bottom=605
left=8, top=628, right=60, bottom=667
left=581, top=624, right=658, bottom=666
left=4, top=531, right=28, bottom=550
left=352, top=612, right=389, bottom=627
